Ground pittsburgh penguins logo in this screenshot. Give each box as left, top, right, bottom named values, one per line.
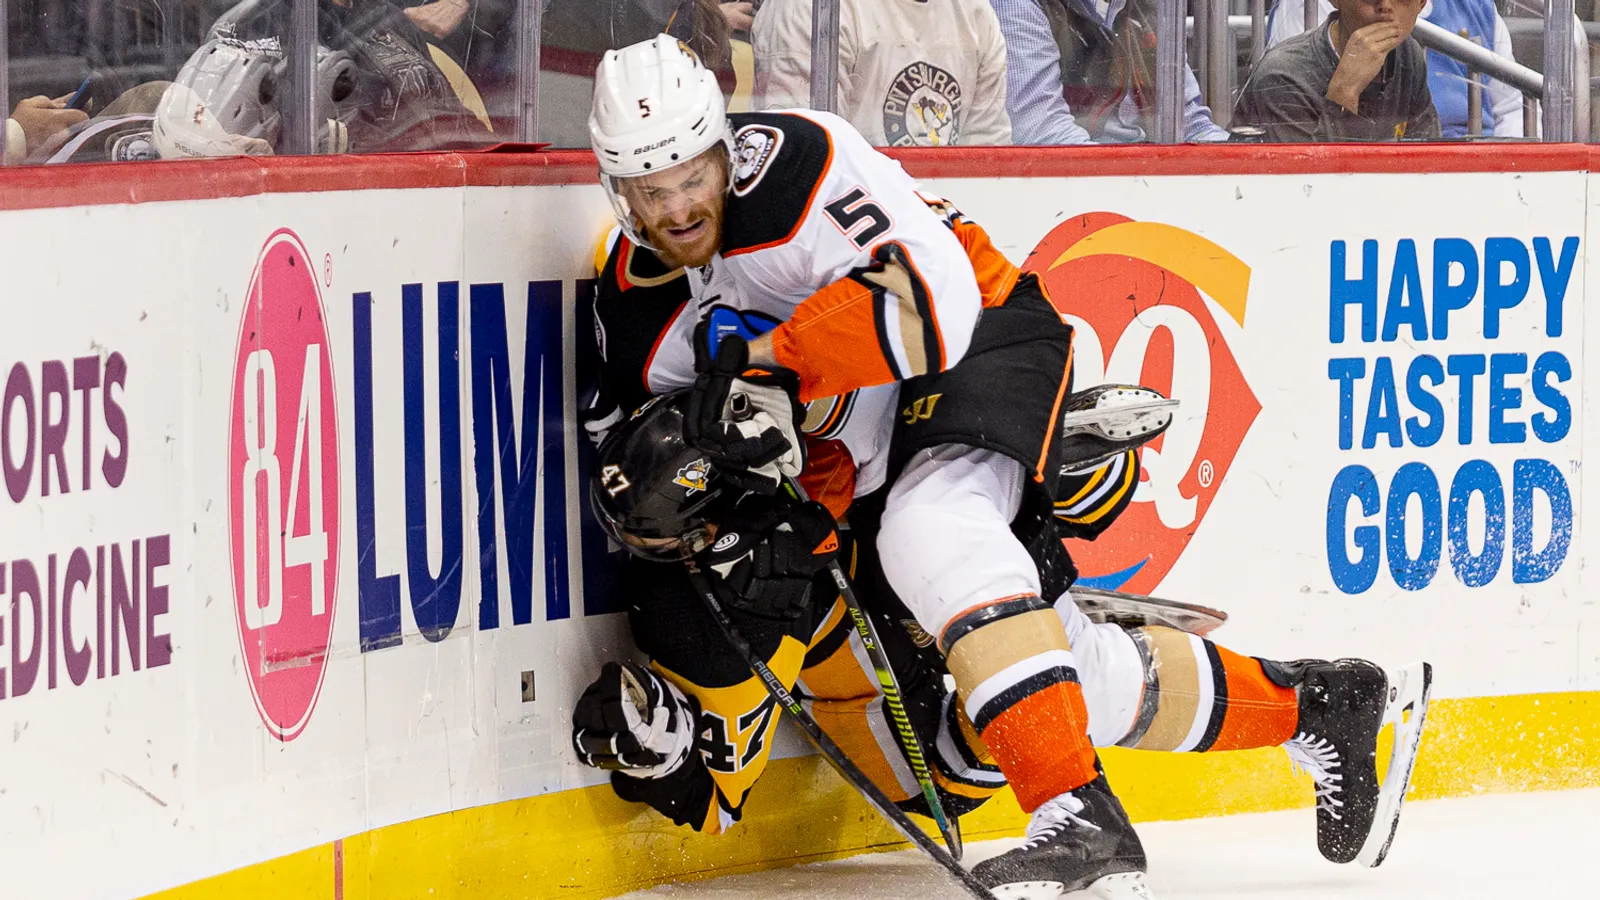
left=674, top=458, right=713, bottom=495
left=732, top=124, right=784, bottom=196
left=883, top=62, right=963, bottom=147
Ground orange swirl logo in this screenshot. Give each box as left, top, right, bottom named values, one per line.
left=1028, top=213, right=1261, bottom=594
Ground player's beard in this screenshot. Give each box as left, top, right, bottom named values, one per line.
left=641, top=199, right=724, bottom=270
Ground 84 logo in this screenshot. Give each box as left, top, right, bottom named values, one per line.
left=227, top=229, right=341, bottom=741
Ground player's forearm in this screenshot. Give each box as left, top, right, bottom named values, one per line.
left=747, top=332, right=779, bottom=368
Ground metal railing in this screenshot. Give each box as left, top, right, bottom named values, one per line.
left=1412, top=20, right=1544, bottom=97
left=809, top=0, right=839, bottom=114
left=1156, top=0, right=1186, bottom=142
left=1186, top=8, right=1583, bottom=143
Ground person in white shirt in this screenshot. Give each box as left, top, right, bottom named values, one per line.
left=1266, top=0, right=1525, bottom=137
left=751, top=0, right=1012, bottom=146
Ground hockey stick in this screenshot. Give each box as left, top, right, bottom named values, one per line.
left=781, top=476, right=964, bottom=860
left=683, top=562, right=994, bottom=900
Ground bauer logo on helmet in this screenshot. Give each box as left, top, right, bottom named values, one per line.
left=636, top=136, right=677, bottom=154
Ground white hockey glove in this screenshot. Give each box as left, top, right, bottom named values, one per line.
left=571, top=661, right=698, bottom=779
left=686, top=333, right=804, bottom=495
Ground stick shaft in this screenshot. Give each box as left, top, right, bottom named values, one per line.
left=783, top=477, right=962, bottom=857
left=824, top=559, right=963, bottom=858
left=684, top=564, right=992, bottom=899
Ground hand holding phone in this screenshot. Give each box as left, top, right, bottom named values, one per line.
left=65, top=74, right=97, bottom=112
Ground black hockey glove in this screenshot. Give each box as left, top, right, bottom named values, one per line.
left=699, top=498, right=840, bottom=620
left=686, top=332, right=805, bottom=495
left=572, top=661, right=699, bottom=778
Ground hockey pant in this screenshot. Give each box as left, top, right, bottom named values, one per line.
left=611, top=550, right=1002, bottom=835
left=874, top=276, right=1297, bottom=812
left=877, top=446, right=1301, bottom=812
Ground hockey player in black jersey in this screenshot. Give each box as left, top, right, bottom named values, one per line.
left=571, top=35, right=1434, bottom=898
left=578, top=390, right=1009, bottom=833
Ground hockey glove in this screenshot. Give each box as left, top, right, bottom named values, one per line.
left=686, top=332, right=805, bottom=495
left=700, top=499, right=840, bottom=620
left=572, top=661, right=698, bottom=779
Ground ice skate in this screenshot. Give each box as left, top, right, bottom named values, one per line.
left=1280, top=659, right=1432, bottom=867
left=972, top=778, right=1153, bottom=900
left=1068, top=586, right=1227, bottom=636
left=1058, top=385, right=1177, bottom=472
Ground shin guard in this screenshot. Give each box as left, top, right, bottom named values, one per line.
left=1119, top=626, right=1299, bottom=752
left=945, top=598, right=1099, bottom=811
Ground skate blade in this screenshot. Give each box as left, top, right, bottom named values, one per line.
left=1355, top=661, right=1433, bottom=868
left=1071, top=586, right=1228, bottom=636
left=992, top=872, right=1155, bottom=900
left=1059, top=393, right=1179, bottom=442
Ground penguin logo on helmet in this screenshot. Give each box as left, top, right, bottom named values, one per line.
left=673, top=458, right=713, bottom=495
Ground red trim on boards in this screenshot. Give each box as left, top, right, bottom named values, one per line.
left=0, top=143, right=1595, bottom=212
left=888, top=142, right=1596, bottom=179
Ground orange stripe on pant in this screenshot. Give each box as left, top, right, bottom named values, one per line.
left=978, top=680, right=1100, bottom=812
left=798, top=616, right=917, bottom=804
left=1208, top=644, right=1299, bottom=751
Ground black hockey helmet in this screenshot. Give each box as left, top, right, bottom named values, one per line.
left=590, top=391, right=724, bottom=561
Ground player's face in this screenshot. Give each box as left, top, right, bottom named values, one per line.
left=619, top=148, right=728, bottom=269
left=1333, top=0, right=1423, bottom=33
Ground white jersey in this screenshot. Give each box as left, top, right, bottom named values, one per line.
left=751, top=0, right=1012, bottom=147
left=641, top=110, right=994, bottom=499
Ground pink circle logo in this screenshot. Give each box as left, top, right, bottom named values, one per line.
left=228, top=229, right=341, bottom=741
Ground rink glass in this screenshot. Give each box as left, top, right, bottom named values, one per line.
left=5, top=0, right=1600, bottom=162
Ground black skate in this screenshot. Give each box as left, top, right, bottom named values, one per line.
left=1058, top=385, right=1177, bottom=473
left=971, top=778, right=1153, bottom=899
left=1280, top=659, right=1432, bottom=867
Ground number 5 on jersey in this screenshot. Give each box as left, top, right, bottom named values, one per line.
left=825, top=188, right=894, bottom=250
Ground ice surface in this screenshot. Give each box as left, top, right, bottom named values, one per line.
left=618, top=789, right=1600, bottom=898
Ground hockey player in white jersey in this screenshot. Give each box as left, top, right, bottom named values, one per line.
left=578, top=35, right=1432, bottom=898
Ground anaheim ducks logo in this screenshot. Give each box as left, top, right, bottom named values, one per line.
left=674, top=458, right=713, bottom=495
left=732, top=124, right=783, bottom=196
left=883, top=62, right=962, bottom=147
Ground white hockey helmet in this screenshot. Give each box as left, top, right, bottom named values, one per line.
left=153, top=37, right=358, bottom=159
left=589, top=34, right=732, bottom=246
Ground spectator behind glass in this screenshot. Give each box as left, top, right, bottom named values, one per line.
left=538, top=0, right=732, bottom=147
left=1265, top=0, right=1523, bottom=137
left=988, top=0, right=1227, bottom=144
left=142, top=0, right=491, bottom=160
left=400, top=0, right=517, bottom=128
left=751, top=0, right=1011, bottom=146
left=22, top=82, right=172, bottom=164
left=5, top=96, right=88, bottom=164
left=1235, top=0, right=1440, bottom=141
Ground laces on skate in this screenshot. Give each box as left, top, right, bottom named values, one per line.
left=1284, top=732, right=1345, bottom=819
left=1020, top=791, right=1103, bottom=850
